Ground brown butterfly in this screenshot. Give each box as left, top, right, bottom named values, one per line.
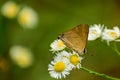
left=58, top=24, right=89, bottom=55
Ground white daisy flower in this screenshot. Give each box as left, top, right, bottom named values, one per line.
left=9, top=45, right=34, bottom=68
left=54, top=50, right=70, bottom=60
left=55, top=51, right=83, bottom=69
left=50, top=39, right=66, bottom=52
left=48, top=57, right=71, bottom=79
left=102, top=27, right=120, bottom=45
left=1, top=1, right=19, bottom=19
left=88, top=24, right=104, bottom=41
left=68, top=51, right=83, bottom=69
left=18, top=6, right=38, bottom=29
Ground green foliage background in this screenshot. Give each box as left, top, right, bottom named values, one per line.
left=0, top=0, right=120, bottom=80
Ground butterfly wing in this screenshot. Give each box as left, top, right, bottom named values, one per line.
left=59, top=24, right=89, bottom=55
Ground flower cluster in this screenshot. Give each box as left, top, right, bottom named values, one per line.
left=48, top=24, right=120, bottom=79
left=48, top=39, right=83, bottom=79
left=1, top=1, right=38, bottom=29
left=88, top=24, right=120, bottom=45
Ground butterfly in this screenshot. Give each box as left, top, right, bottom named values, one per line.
left=58, top=24, right=89, bottom=55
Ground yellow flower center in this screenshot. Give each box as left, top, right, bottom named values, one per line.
left=54, top=61, right=66, bottom=72
left=57, top=41, right=64, bottom=47
left=91, top=30, right=97, bottom=34
left=109, top=31, right=118, bottom=39
left=20, top=12, right=32, bottom=25
left=70, top=55, right=79, bottom=66
left=5, top=3, right=18, bottom=18
left=17, top=52, right=31, bottom=67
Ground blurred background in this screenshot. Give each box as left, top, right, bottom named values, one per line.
left=0, top=0, right=120, bottom=80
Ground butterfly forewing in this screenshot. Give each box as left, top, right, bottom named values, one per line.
left=59, top=24, right=89, bottom=55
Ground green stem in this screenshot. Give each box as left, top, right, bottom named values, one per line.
left=111, top=42, right=120, bottom=56
left=100, top=41, right=120, bottom=56
left=0, top=15, right=8, bottom=56
left=80, top=66, right=120, bottom=80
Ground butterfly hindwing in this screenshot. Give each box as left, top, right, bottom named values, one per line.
left=59, top=24, right=89, bottom=55
left=74, top=24, right=89, bottom=52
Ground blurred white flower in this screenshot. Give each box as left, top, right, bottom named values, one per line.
left=67, top=51, right=83, bottom=69
left=1, top=1, right=19, bottom=19
left=88, top=24, right=104, bottom=41
left=102, top=27, right=120, bottom=45
left=9, top=45, right=34, bottom=68
left=48, top=56, right=71, bottom=79
left=50, top=39, right=66, bottom=52
left=18, top=6, right=38, bottom=29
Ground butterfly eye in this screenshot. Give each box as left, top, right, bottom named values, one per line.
left=58, top=34, right=64, bottom=39
left=58, top=36, right=61, bottom=39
